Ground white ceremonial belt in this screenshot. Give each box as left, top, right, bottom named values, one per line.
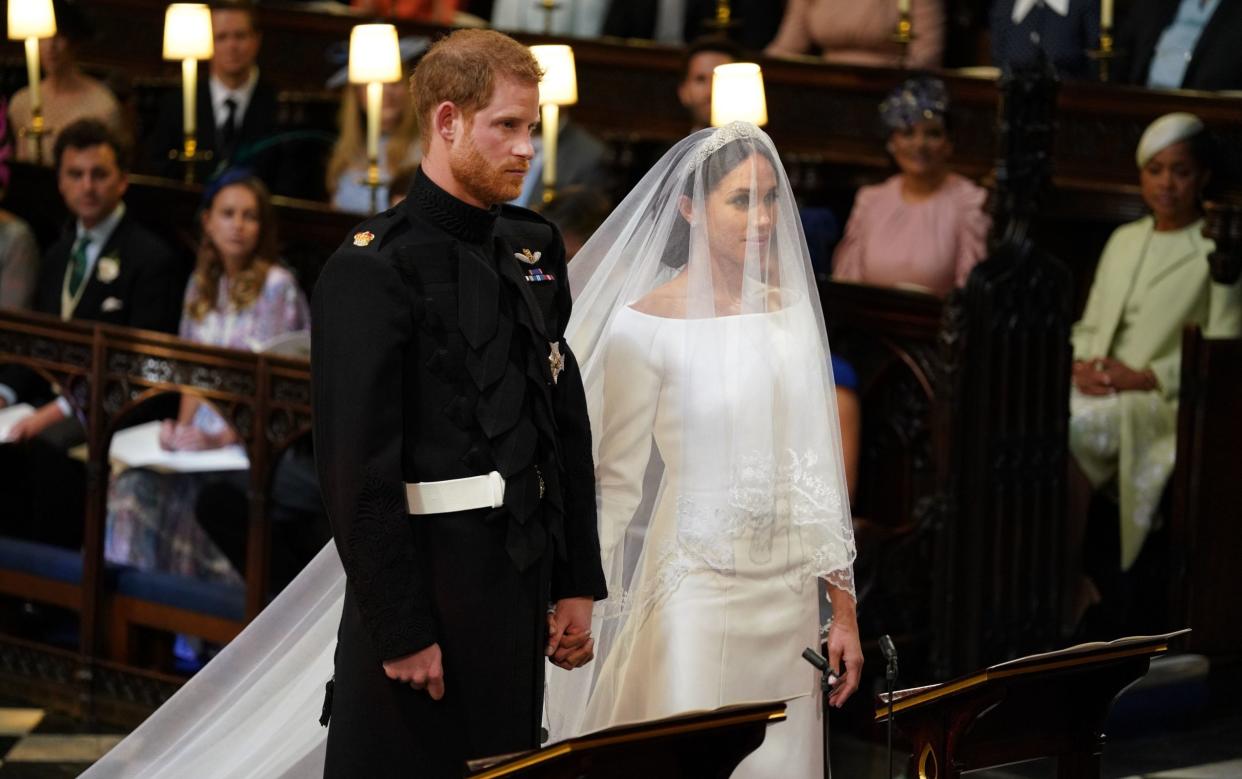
left=405, top=471, right=505, bottom=515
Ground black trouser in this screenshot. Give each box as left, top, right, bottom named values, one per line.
left=0, top=416, right=87, bottom=549
left=324, top=514, right=553, bottom=778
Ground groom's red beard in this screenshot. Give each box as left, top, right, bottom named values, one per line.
left=449, top=132, right=530, bottom=206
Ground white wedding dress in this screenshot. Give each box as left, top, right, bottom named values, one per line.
left=578, top=304, right=833, bottom=777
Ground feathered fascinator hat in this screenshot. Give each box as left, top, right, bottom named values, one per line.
left=879, top=75, right=950, bottom=131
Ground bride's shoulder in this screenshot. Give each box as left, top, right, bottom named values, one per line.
left=628, top=275, right=687, bottom=319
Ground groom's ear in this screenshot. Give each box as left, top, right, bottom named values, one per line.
left=433, top=101, right=461, bottom=144
left=677, top=194, right=695, bottom=224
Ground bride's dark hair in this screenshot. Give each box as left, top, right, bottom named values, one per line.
left=661, top=136, right=779, bottom=268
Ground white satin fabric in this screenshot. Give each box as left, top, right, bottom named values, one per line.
left=579, top=305, right=825, bottom=777
left=81, top=544, right=343, bottom=777
left=546, top=123, right=855, bottom=778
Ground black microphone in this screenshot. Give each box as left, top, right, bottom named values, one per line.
left=878, top=634, right=898, bottom=779
left=801, top=647, right=828, bottom=672
left=803, top=647, right=834, bottom=779
left=879, top=634, right=898, bottom=681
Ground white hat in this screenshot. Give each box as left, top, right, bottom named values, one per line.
left=1136, top=112, right=1204, bottom=168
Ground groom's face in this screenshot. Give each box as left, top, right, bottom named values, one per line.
left=449, top=76, right=539, bottom=206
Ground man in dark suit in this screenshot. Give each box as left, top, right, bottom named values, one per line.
left=1116, top=0, right=1242, bottom=90
left=144, top=1, right=296, bottom=191
left=0, top=118, right=185, bottom=546
left=313, top=29, right=606, bottom=776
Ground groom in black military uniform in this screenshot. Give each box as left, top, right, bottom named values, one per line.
left=312, top=29, right=607, bottom=777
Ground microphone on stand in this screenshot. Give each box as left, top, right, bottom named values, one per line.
left=802, top=647, right=836, bottom=779
left=879, top=634, right=899, bottom=779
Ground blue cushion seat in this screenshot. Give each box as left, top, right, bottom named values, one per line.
left=114, top=568, right=245, bottom=623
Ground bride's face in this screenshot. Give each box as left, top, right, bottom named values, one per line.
left=698, top=152, right=779, bottom=273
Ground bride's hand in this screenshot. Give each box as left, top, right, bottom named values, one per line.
left=546, top=597, right=595, bottom=670
left=825, top=616, right=863, bottom=709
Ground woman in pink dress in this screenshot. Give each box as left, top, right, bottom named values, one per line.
left=832, top=77, right=991, bottom=298
left=766, top=0, right=945, bottom=69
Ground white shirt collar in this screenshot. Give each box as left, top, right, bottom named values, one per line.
left=1012, top=0, right=1069, bottom=24
left=209, top=67, right=260, bottom=130
left=76, top=201, right=126, bottom=259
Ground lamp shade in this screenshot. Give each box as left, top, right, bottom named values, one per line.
left=7, top=0, right=56, bottom=40
left=711, top=62, right=768, bottom=127
left=349, top=24, right=403, bottom=84
left=531, top=44, right=578, bottom=106
left=163, top=3, right=213, bottom=60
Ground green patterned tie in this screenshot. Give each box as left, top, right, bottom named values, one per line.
left=67, top=235, right=91, bottom=298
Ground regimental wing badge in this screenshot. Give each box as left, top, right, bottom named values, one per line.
left=515, top=248, right=542, bottom=265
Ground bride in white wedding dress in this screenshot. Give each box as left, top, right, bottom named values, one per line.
left=547, top=122, right=861, bottom=777
left=82, top=121, right=858, bottom=778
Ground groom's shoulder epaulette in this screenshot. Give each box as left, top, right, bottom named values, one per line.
left=497, top=204, right=559, bottom=254
left=333, top=206, right=412, bottom=257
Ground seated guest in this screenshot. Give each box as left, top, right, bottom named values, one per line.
left=767, top=0, right=945, bottom=69
left=0, top=119, right=184, bottom=551
left=1070, top=113, right=1241, bottom=626
left=492, top=0, right=608, bottom=36
left=325, top=38, right=427, bottom=215
left=6, top=0, right=122, bottom=164
left=990, top=0, right=1100, bottom=78
left=603, top=1, right=785, bottom=50
left=537, top=185, right=612, bottom=261
left=618, top=36, right=743, bottom=193
left=832, top=77, right=990, bottom=298
left=0, top=198, right=39, bottom=309
left=1116, top=0, right=1242, bottom=90
left=144, top=1, right=293, bottom=192
left=679, top=36, right=743, bottom=132
left=106, top=170, right=310, bottom=582
left=1, top=119, right=185, bottom=439
left=0, top=104, right=38, bottom=307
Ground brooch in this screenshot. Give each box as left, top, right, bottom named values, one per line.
left=96, top=255, right=121, bottom=283
left=548, top=341, right=565, bottom=385
left=515, top=248, right=542, bottom=265
left=353, top=231, right=375, bottom=247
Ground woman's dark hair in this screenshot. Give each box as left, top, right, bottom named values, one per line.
left=661, top=136, right=778, bottom=268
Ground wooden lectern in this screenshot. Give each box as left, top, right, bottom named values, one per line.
left=466, top=700, right=788, bottom=778
left=876, top=631, right=1188, bottom=779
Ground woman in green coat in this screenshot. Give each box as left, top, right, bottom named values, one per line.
left=1070, top=113, right=1242, bottom=621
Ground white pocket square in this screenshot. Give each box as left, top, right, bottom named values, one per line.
left=101, top=297, right=125, bottom=313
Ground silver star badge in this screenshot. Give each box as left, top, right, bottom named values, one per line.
left=548, top=341, right=565, bottom=385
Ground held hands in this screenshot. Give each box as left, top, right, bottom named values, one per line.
left=824, top=613, right=863, bottom=709
left=383, top=643, right=445, bottom=700
left=1073, top=358, right=1158, bottom=396
left=546, top=596, right=595, bottom=671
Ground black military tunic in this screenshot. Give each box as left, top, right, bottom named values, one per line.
left=312, top=168, right=608, bottom=777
